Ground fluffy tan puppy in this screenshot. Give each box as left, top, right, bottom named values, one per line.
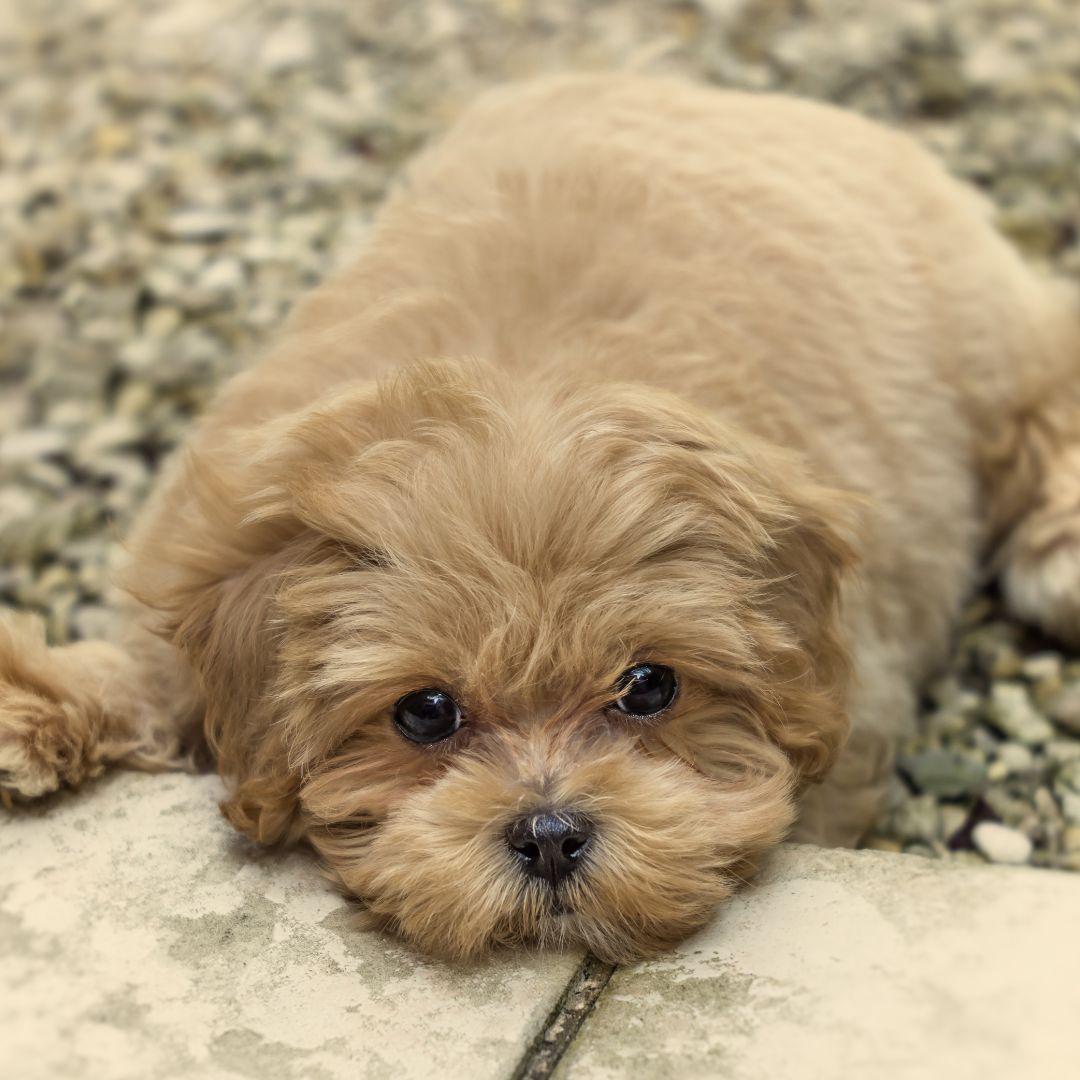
left=2, top=74, right=1079, bottom=961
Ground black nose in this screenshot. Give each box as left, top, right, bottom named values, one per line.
left=506, top=812, right=592, bottom=886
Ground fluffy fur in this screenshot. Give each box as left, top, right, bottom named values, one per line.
left=2, top=74, right=1079, bottom=961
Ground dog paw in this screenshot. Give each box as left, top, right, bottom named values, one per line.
left=0, top=685, right=88, bottom=805
left=1003, top=523, right=1080, bottom=649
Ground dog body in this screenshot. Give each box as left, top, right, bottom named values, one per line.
left=3, top=75, right=1079, bottom=959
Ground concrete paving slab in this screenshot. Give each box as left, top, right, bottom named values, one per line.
left=0, top=772, right=583, bottom=1080
left=555, top=846, right=1080, bottom=1080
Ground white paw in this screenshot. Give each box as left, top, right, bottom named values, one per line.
left=0, top=729, right=61, bottom=801
left=1003, top=536, right=1080, bottom=648
left=0, top=687, right=74, bottom=804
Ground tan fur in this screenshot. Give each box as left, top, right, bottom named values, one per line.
left=3, top=75, right=1079, bottom=960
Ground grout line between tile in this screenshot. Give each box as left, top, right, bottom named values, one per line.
left=508, top=954, right=617, bottom=1080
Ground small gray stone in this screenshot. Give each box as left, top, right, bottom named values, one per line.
left=898, top=749, right=987, bottom=798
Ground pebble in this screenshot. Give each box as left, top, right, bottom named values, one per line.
left=0, top=429, right=68, bottom=467
left=898, top=749, right=987, bottom=798
left=21, top=460, right=71, bottom=496
left=1057, top=794, right=1080, bottom=827
left=1033, top=787, right=1061, bottom=824
left=74, top=417, right=144, bottom=461
left=0, top=485, right=39, bottom=524
left=196, top=257, right=245, bottom=297
left=920, top=708, right=969, bottom=739
left=986, top=742, right=1037, bottom=783
left=114, top=381, right=156, bottom=420
left=972, top=822, right=1034, bottom=865
left=886, top=794, right=942, bottom=844
left=940, top=804, right=969, bottom=840
left=1021, top=653, right=1063, bottom=684
left=259, top=19, right=317, bottom=72
left=985, top=682, right=1056, bottom=745
left=1049, top=683, right=1080, bottom=736
left=1045, top=740, right=1080, bottom=766
left=1023, top=653, right=1065, bottom=708
left=159, top=210, right=238, bottom=242
left=1054, top=761, right=1080, bottom=824
left=143, top=306, right=182, bottom=339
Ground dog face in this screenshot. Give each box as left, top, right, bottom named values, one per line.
left=161, top=360, right=852, bottom=961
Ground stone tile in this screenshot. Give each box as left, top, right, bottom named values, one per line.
left=0, top=772, right=581, bottom=1080
left=557, top=845, right=1080, bottom=1080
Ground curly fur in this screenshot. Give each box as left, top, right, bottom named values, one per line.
left=3, top=74, right=1079, bottom=961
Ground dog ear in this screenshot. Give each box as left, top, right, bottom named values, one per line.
left=129, top=494, right=313, bottom=843
left=753, top=475, right=856, bottom=783
left=121, top=405, right=358, bottom=844
left=127, top=367, right=491, bottom=844
left=611, top=390, right=858, bottom=785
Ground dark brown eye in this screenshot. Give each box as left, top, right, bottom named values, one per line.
left=393, top=689, right=462, bottom=744
left=613, top=664, right=678, bottom=717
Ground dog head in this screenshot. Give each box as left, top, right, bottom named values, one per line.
left=150, top=359, right=854, bottom=961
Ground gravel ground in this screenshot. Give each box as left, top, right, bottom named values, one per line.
left=1, top=0, right=1079, bottom=870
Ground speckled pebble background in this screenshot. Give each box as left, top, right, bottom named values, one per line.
left=1, top=0, right=1079, bottom=867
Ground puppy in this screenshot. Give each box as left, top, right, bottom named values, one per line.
left=2, top=74, right=1079, bottom=961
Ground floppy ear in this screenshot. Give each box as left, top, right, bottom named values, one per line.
left=617, top=390, right=858, bottom=785
left=121, top=397, right=369, bottom=845
left=128, top=363, right=501, bottom=844
left=754, top=475, right=856, bottom=783
left=125, top=463, right=313, bottom=843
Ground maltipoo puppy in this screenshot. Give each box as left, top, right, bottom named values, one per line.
left=2, top=75, right=1078, bottom=961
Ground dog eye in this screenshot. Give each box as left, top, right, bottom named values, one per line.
left=393, top=689, right=462, bottom=744
left=613, top=664, right=678, bottom=717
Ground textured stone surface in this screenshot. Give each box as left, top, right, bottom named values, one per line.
left=0, top=772, right=583, bottom=1080
left=4, top=777, right=1079, bottom=1078
left=555, top=846, right=1080, bottom=1080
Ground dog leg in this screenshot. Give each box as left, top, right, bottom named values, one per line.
left=990, top=379, right=1080, bottom=648
left=0, top=613, right=201, bottom=804
left=793, top=724, right=894, bottom=847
